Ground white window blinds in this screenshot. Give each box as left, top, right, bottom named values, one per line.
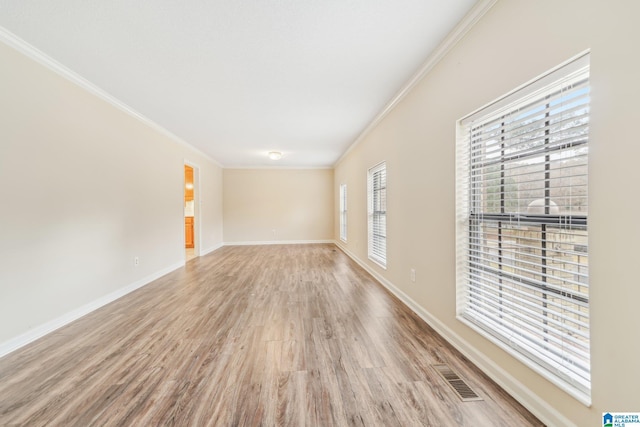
left=339, top=184, right=347, bottom=242
left=456, top=54, right=591, bottom=402
left=368, top=162, right=387, bottom=268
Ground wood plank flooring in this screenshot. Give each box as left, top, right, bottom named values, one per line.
left=0, top=244, right=543, bottom=426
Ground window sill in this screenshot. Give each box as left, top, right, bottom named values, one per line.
left=457, top=315, right=592, bottom=407
left=368, top=255, right=387, bottom=270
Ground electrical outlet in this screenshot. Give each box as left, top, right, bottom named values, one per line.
left=134, top=256, right=140, bottom=267
left=410, top=268, right=416, bottom=282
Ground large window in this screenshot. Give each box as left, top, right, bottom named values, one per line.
left=368, top=162, right=387, bottom=268
left=456, top=54, right=590, bottom=402
left=339, top=184, right=347, bottom=242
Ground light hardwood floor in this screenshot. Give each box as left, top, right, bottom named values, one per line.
left=0, top=244, right=543, bottom=426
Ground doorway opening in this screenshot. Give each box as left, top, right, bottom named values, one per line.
left=184, top=163, right=198, bottom=261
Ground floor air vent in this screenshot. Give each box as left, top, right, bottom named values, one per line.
left=432, top=364, right=483, bottom=402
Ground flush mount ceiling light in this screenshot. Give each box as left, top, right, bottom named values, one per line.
left=268, top=151, right=282, bottom=160
left=185, top=183, right=194, bottom=190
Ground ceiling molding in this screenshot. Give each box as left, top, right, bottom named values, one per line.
left=0, top=25, right=223, bottom=169
left=334, top=0, right=497, bottom=167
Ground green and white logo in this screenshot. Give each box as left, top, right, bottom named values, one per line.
left=604, top=413, right=640, bottom=427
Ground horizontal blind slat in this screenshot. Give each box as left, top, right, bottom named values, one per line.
left=463, top=294, right=591, bottom=354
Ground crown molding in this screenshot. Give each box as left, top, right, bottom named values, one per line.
left=334, top=0, right=498, bottom=167
left=0, top=26, right=223, bottom=169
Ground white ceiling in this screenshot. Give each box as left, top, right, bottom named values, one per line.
left=0, top=0, right=477, bottom=167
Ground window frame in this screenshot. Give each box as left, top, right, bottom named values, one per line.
left=367, top=161, right=387, bottom=268
left=339, top=183, right=347, bottom=242
left=455, top=53, right=591, bottom=405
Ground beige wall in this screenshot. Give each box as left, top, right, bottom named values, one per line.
left=2, top=1, right=638, bottom=424
left=223, top=169, right=333, bottom=243
left=334, top=1, right=640, bottom=425
left=0, top=40, right=223, bottom=346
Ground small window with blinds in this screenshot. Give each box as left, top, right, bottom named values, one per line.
left=368, top=162, right=387, bottom=268
left=455, top=53, right=591, bottom=403
left=339, top=184, right=348, bottom=242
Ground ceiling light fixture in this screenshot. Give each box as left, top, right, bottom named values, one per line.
left=268, top=151, right=282, bottom=160
left=185, top=183, right=194, bottom=190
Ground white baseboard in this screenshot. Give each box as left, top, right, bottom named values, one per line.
left=333, top=241, right=574, bottom=427
left=0, top=241, right=324, bottom=358
left=200, top=242, right=224, bottom=256
left=224, top=239, right=334, bottom=246
left=0, top=260, right=185, bottom=359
